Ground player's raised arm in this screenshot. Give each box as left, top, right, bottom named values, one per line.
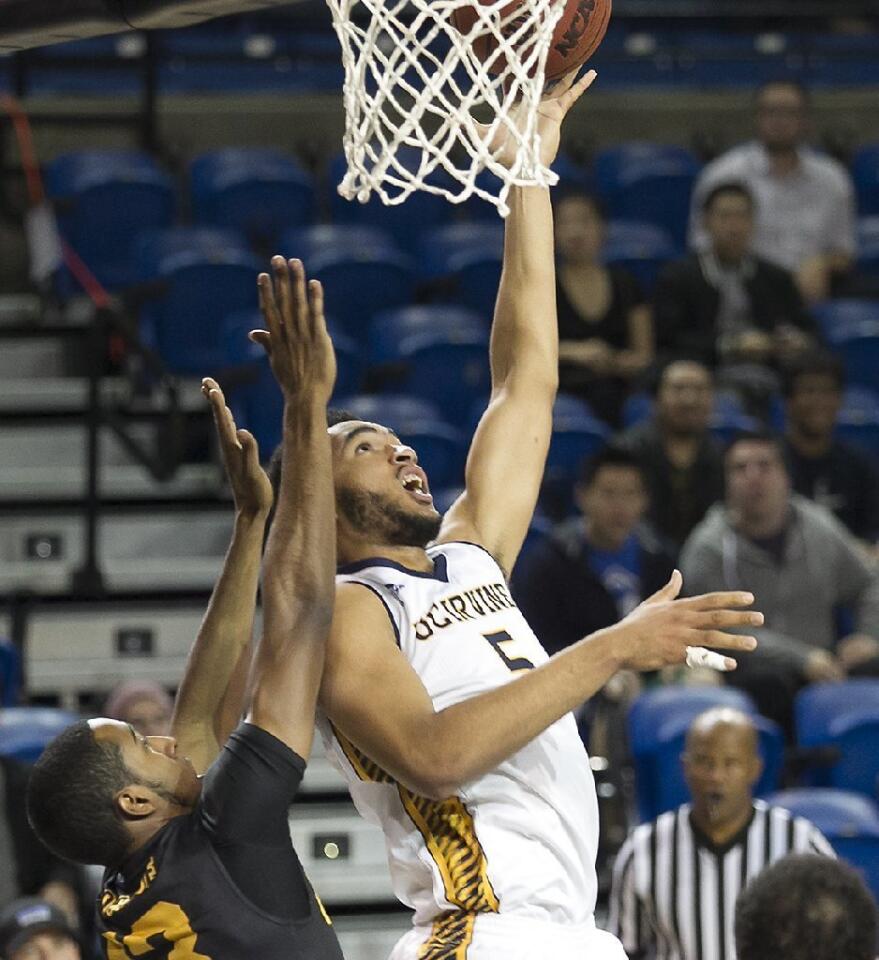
left=439, top=69, right=596, bottom=575
left=246, top=257, right=337, bottom=760
left=169, top=379, right=272, bottom=774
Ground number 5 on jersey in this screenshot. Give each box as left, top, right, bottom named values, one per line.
left=483, top=630, right=535, bottom=672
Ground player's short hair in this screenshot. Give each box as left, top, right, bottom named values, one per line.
left=754, top=78, right=811, bottom=108
left=735, top=853, right=877, bottom=960
left=702, top=181, right=755, bottom=215
left=552, top=187, right=608, bottom=223
left=27, top=720, right=133, bottom=867
left=579, top=444, right=645, bottom=488
left=724, top=428, right=786, bottom=464
left=782, top=351, right=845, bottom=398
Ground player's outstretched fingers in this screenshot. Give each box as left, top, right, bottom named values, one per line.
left=558, top=69, right=597, bottom=111
left=691, top=608, right=764, bottom=630
left=270, top=255, right=293, bottom=343
left=237, top=428, right=260, bottom=469
left=679, top=590, right=755, bottom=610
left=643, top=569, right=683, bottom=604
left=686, top=647, right=737, bottom=672
left=697, top=632, right=758, bottom=653
left=307, top=278, right=326, bottom=339
left=288, top=258, right=309, bottom=341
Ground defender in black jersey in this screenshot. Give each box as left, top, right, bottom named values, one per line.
left=28, top=258, right=343, bottom=960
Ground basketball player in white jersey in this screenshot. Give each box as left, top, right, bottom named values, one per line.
left=304, top=71, right=763, bottom=960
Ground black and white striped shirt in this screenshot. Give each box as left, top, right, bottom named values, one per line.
left=608, top=800, right=835, bottom=960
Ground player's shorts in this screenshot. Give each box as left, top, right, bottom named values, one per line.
left=389, top=912, right=627, bottom=960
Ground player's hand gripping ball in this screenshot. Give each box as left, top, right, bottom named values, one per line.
left=453, top=0, right=611, bottom=82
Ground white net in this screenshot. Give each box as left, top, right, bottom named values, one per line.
left=326, top=0, right=566, bottom=216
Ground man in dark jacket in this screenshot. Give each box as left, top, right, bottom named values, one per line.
left=617, top=360, right=725, bottom=551
left=655, top=182, right=816, bottom=369
left=512, top=445, right=675, bottom=657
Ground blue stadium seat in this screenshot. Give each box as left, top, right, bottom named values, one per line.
left=607, top=160, right=699, bottom=250
left=841, top=385, right=879, bottom=417
left=852, top=144, right=879, bottom=217
left=797, top=680, right=879, bottom=746
left=190, top=148, right=316, bottom=248
left=417, top=223, right=504, bottom=281
left=594, top=143, right=699, bottom=201
left=622, top=390, right=654, bottom=428
left=332, top=394, right=466, bottom=487
left=143, top=249, right=262, bottom=375
left=824, top=712, right=879, bottom=799
left=446, top=249, right=504, bottom=319
left=826, top=319, right=879, bottom=391
left=328, top=150, right=455, bottom=248
left=628, top=686, right=759, bottom=823
left=812, top=299, right=879, bottom=342
left=281, top=224, right=399, bottom=265
left=0, top=707, right=79, bottom=762
left=541, top=407, right=610, bottom=518
left=47, top=150, right=175, bottom=290
left=304, top=247, right=417, bottom=345
left=856, top=217, right=879, bottom=279
left=222, top=311, right=362, bottom=454
left=709, top=413, right=760, bottom=447
left=133, top=226, right=250, bottom=282
left=768, top=788, right=879, bottom=902
left=553, top=393, right=596, bottom=421
left=397, top=329, right=490, bottom=429
left=369, top=306, right=485, bottom=368
left=603, top=220, right=679, bottom=293
left=0, top=639, right=22, bottom=707
left=836, top=412, right=879, bottom=459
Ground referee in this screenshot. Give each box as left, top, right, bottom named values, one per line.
left=608, top=707, right=834, bottom=960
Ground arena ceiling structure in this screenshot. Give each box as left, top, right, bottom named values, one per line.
left=0, top=0, right=295, bottom=52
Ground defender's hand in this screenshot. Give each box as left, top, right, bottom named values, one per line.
left=202, top=377, right=273, bottom=518
left=251, top=257, right=337, bottom=404
left=614, top=570, right=762, bottom=672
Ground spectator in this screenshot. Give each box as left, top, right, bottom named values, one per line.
left=554, top=190, right=654, bottom=425
left=0, top=756, right=84, bottom=931
left=656, top=183, right=815, bottom=370
left=617, top=360, right=724, bottom=552
left=512, top=445, right=674, bottom=657
left=735, top=854, right=877, bottom=960
left=609, top=708, right=834, bottom=960
left=783, top=351, right=879, bottom=546
left=104, top=680, right=172, bottom=737
left=0, top=898, right=82, bottom=960
left=689, top=80, right=856, bottom=303
left=680, top=430, right=879, bottom=733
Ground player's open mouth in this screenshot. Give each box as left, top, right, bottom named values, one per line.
left=398, top=467, right=433, bottom=504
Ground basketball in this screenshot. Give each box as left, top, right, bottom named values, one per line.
left=452, top=0, right=612, bottom=83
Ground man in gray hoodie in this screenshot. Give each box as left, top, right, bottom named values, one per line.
left=680, top=429, right=879, bottom=733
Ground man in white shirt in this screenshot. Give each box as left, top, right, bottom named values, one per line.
left=688, top=80, right=856, bottom=304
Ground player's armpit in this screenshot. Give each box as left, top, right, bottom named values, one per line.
left=319, top=582, right=448, bottom=798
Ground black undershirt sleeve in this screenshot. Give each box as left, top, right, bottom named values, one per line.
left=198, top=722, right=311, bottom=920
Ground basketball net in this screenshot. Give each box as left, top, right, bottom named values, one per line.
left=326, top=0, right=566, bottom=216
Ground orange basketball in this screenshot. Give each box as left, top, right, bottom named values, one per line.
left=452, top=0, right=611, bottom=83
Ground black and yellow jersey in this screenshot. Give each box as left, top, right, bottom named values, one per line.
left=97, top=723, right=343, bottom=960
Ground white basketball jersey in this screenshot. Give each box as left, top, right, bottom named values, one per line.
left=318, top=541, right=599, bottom=928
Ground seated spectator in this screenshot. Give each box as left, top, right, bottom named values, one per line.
left=512, top=445, right=674, bottom=657
left=609, top=708, right=834, bottom=960
left=0, top=898, right=82, bottom=960
left=680, top=430, right=879, bottom=734
left=554, top=189, right=654, bottom=426
left=656, top=183, right=815, bottom=370
left=0, top=756, right=84, bottom=931
left=735, top=854, right=877, bottom=960
left=689, top=80, right=856, bottom=304
left=783, top=351, right=879, bottom=547
left=617, top=360, right=724, bottom=552
left=104, top=680, right=172, bottom=737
